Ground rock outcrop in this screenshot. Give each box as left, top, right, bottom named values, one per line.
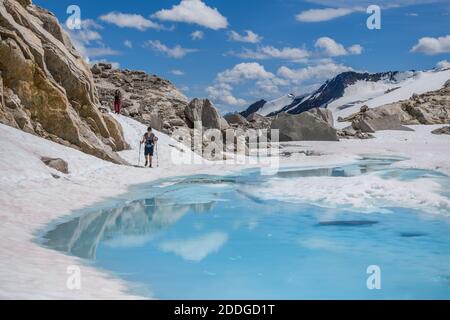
left=271, top=111, right=339, bottom=141
left=431, top=126, right=450, bottom=135
left=0, top=0, right=128, bottom=164
left=93, top=64, right=190, bottom=133
left=340, top=80, right=450, bottom=131
left=41, top=156, right=69, bottom=174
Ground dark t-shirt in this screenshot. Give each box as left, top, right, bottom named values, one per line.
left=144, top=133, right=155, bottom=147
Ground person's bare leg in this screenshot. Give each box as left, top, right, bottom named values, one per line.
left=149, top=156, right=153, bottom=167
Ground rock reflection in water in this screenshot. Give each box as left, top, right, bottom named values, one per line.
left=42, top=198, right=216, bottom=259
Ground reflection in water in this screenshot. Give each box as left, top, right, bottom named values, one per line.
left=43, top=198, right=216, bottom=259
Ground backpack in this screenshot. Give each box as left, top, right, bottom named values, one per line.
left=144, top=133, right=155, bottom=147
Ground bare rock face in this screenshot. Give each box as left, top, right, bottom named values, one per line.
left=0, top=0, right=128, bottom=164
left=308, top=108, right=334, bottom=127
left=271, top=112, right=339, bottom=141
left=93, top=64, right=189, bottom=134
left=185, top=98, right=222, bottom=130
left=224, top=113, right=249, bottom=126
left=246, top=112, right=272, bottom=130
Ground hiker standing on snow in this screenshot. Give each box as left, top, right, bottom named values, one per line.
left=114, top=89, right=122, bottom=114
left=141, top=127, right=158, bottom=168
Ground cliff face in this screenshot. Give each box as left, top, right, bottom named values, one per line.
left=0, top=0, right=128, bottom=164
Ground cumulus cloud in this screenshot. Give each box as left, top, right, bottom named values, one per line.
left=436, top=60, right=450, bottom=70
left=315, top=37, right=363, bottom=56
left=206, top=83, right=247, bottom=107
left=217, top=62, right=274, bottom=84
left=153, top=0, right=228, bottom=30
left=228, top=30, right=262, bottom=44
left=191, top=30, right=204, bottom=40
left=144, top=40, right=198, bottom=58
left=315, top=37, right=347, bottom=56
left=348, top=44, right=364, bottom=55
left=411, top=35, right=450, bottom=55
left=158, top=232, right=228, bottom=262
left=296, top=7, right=357, bottom=22
left=233, top=45, right=310, bottom=61
left=99, top=12, right=164, bottom=31
left=277, top=62, right=354, bottom=82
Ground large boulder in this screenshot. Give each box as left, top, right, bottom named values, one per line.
left=271, top=112, right=339, bottom=141
left=184, top=98, right=221, bottom=129
left=308, top=108, right=334, bottom=127
left=224, top=112, right=249, bottom=126
left=0, top=0, right=128, bottom=164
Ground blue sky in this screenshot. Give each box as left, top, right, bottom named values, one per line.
left=35, top=0, right=450, bottom=113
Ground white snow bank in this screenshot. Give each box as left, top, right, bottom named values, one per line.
left=242, top=174, right=450, bottom=214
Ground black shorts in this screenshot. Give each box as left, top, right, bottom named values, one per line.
left=144, top=145, right=154, bottom=156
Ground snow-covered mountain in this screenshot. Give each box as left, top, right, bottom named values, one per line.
left=241, top=68, right=450, bottom=119
left=241, top=94, right=297, bottom=117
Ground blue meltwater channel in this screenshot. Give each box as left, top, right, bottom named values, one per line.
left=39, top=157, right=450, bottom=299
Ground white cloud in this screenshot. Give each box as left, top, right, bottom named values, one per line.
left=75, top=29, right=102, bottom=44
left=348, top=44, right=363, bottom=55
left=158, top=232, right=228, bottom=262
left=153, top=0, right=228, bottom=30
left=315, top=37, right=347, bottom=56
left=436, top=60, right=450, bottom=70
left=296, top=7, right=357, bottom=22
left=82, top=47, right=120, bottom=58
left=65, top=19, right=120, bottom=60
left=228, top=30, right=262, bottom=44
left=315, top=37, right=363, bottom=56
left=99, top=12, right=163, bottom=31
left=277, top=62, right=354, bottom=82
left=233, top=46, right=310, bottom=61
left=207, top=83, right=247, bottom=107
left=217, top=62, right=274, bottom=84
left=170, top=69, right=185, bottom=75
left=411, top=35, right=450, bottom=55
left=144, top=40, right=198, bottom=58
left=191, top=30, right=204, bottom=40
left=124, top=40, right=133, bottom=48
left=81, top=19, right=103, bottom=30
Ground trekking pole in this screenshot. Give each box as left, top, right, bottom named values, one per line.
left=138, top=142, right=142, bottom=167
left=156, top=141, right=160, bottom=168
